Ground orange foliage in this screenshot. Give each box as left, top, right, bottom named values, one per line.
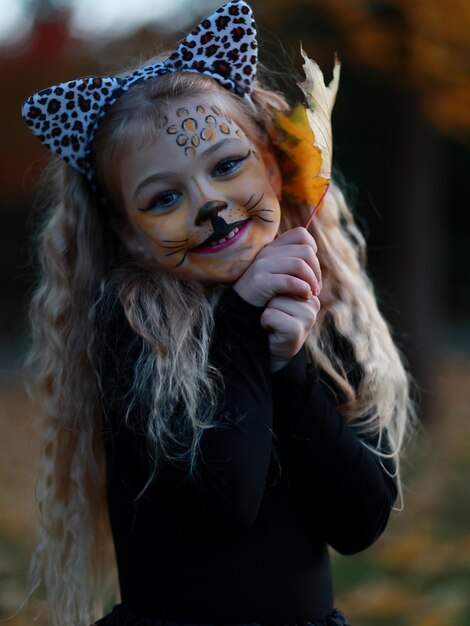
left=272, top=104, right=329, bottom=210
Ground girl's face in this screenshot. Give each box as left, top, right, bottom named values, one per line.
left=118, top=94, right=281, bottom=284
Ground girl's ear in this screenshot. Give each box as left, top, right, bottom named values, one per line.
left=259, top=142, right=282, bottom=199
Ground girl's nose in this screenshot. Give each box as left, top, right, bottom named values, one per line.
left=195, top=200, right=228, bottom=226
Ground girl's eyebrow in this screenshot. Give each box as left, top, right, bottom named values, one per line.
left=200, top=137, right=241, bottom=159
left=133, top=137, right=244, bottom=201
left=133, top=172, right=174, bottom=201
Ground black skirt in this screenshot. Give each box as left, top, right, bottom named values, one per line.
left=94, top=604, right=351, bottom=626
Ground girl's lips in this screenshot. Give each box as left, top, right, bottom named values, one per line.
left=192, top=220, right=250, bottom=255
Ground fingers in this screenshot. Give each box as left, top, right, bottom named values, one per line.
left=264, top=273, right=313, bottom=301
left=257, top=256, right=321, bottom=297
left=260, top=245, right=322, bottom=290
left=260, top=306, right=301, bottom=336
left=270, top=226, right=318, bottom=253
left=233, top=228, right=322, bottom=307
left=262, top=295, right=320, bottom=337
left=260, top=306, right=312, bottom=358
left=260, top=293, right=321, bottom=363
left=259, top=229, right=322, bottom=288
left=266, top=294, right=321, bottom=319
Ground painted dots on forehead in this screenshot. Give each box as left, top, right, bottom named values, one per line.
left=182, top=118, right=198, bottom=132
left=201, top=127, right=215, bottom=141
left=162, top=102, right=247, bottom=158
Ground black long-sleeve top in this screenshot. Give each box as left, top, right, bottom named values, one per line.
left=98, top=286, right=397, bottom=624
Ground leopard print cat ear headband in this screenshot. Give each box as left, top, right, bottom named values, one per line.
left=21, top=0, right=257, bottom=185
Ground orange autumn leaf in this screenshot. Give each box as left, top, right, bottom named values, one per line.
left=273, top=103, right=329, bottom=208
left=272, top=51, right=341, bottom=221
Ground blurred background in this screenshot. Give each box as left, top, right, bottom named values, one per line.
left=1, top=0, right=469, bottom=624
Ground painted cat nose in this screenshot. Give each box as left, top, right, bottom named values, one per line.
left=195, top=200, right=228, bottom=226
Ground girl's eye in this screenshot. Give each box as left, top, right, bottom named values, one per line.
left=139, top=191, right=182, bottom=213
left=213, top=150, right=251, bottom=177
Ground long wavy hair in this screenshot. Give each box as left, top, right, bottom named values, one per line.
left=26, top=64, right=415, bottom=625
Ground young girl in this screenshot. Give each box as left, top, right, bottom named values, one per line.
left=22, top=1, right=414, bottom=625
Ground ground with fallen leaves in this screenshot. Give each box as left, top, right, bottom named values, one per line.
left=1, top=357, right=469, bottom=625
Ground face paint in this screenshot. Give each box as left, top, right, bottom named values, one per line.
left=118, top=94, right=281, bottom=284
left=164, top=104, right=236, bottom=160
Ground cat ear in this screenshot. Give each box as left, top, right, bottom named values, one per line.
left=21, top=76, right=122, bottom=178
left=152, top=0, right=258, bottom=98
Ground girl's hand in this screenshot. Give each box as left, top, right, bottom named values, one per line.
left=260, top=294, right=321, bottom=371
left=233, top=227, right=322, bottom=307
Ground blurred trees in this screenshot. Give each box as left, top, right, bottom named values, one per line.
left=257, top=0, right=470, bottom=140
